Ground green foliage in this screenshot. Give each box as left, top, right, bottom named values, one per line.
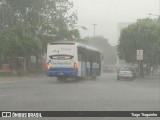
left=0, top=24, right=42, bottom=57
left=0, top=0, right=78, bottom=63
left=117, top=18, right=160, bottom=65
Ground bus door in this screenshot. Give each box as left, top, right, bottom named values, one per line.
left=90, top=61, right=92, bottom=76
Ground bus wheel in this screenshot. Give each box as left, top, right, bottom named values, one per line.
left=57, top=76, right=66, bottom=81
left=92, top=76, right=97, bottom=80
left=74, top=77, right=78, bottom=80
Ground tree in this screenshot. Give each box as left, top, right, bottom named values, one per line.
left=117, top=18, right=159, bottom=76
left=0, top=0, right=79, bottom=71
left=82, top=36, right=117, bottom=65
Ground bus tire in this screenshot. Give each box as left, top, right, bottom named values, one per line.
left=57, top=76, right=66, bottom=81
left=92, top=76, right=97, bottom=80
left=74, top=77, right=79, bottom=80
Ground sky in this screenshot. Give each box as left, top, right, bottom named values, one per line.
left=73, top=0, right=160, bottom=45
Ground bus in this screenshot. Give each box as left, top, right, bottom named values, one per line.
left=45, top=42, right=102, bottom=80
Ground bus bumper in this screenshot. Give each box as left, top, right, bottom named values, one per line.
left=46, top=68, right=78, bottom=78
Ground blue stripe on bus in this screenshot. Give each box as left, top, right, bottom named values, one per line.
left=46, top=68, right=78, bottom=77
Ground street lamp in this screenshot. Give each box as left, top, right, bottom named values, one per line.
left=148, top=13, right=160, bottom=27
left=93, top=24, right=97, bottom=37
left=75, top=26, right=87, bottom=31
left=71, top=25, right=87, bottom=40
left=149, top=13, right=160, bottom=17
left=148, top=13, right=160, bottom=26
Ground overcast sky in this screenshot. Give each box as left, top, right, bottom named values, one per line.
left=73, top=0, right=159, bottom=45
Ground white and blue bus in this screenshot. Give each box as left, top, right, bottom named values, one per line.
left=46, top=42, right=102, bottom=80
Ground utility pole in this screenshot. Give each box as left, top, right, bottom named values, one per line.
left=93, top=24, right=97, bottom=37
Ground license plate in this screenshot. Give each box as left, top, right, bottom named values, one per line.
left=59, top=73, right=64, bottom=75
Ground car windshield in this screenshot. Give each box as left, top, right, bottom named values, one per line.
left=119, top=67, right=131, bottom=71
left=0, top=0, right=159, bottom=119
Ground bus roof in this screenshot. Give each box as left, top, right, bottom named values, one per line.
left=48, top=41, right=100, bottom=52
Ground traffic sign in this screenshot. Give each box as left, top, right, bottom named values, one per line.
left=137, top=50, right=143, bottom=60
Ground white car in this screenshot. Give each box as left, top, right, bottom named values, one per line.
left=117, top=67, right=137, bottom=80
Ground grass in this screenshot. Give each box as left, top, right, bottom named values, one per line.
left=0, top=70, right=13, bottom=77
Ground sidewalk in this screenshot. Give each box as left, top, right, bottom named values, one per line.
left=0, top=70, right=13, bottom=76
left=0, top=73, right=47, bottom=81
left=136, top=74, right=160, bottom=85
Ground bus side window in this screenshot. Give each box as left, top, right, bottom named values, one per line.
left=78, top=53, right=82, bottom=61
left=78, top=47, right=87, bottom=62
left=86, top=49, right=91, bottom=62
left=78, top=47, right=84, bottom=61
